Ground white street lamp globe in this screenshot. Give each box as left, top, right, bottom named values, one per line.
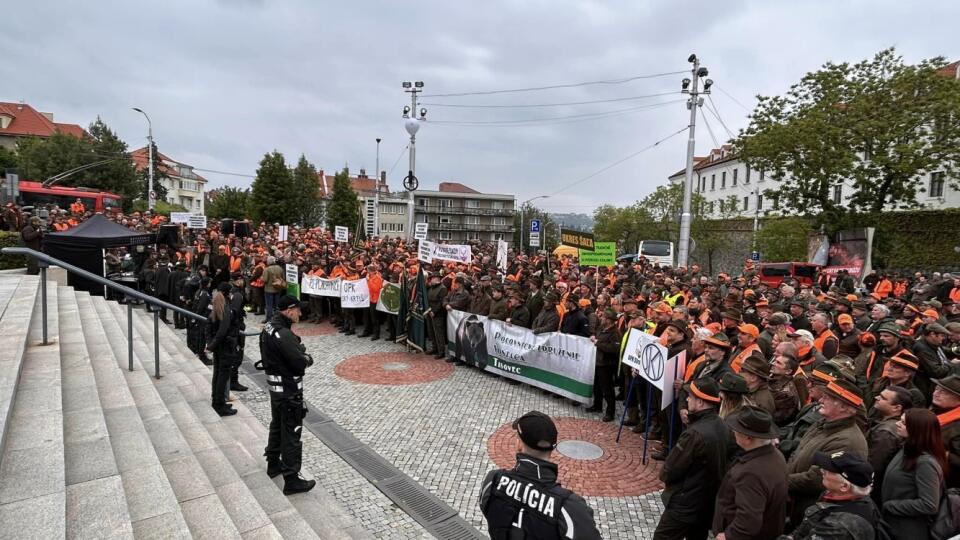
left=404, top=117, right=420, bottom=136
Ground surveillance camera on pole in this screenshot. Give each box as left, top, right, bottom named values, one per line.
left=677, top=54, right=714, bottom=269
left=402, top=80, right=426, bottom=240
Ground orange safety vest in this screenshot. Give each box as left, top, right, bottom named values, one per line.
left=229, top=256, right=243, bottom=273
left=813, top=329, right=838, bottom=354
left=938, top=406, right=960, bottom=427
left=250, top=263, right=266, bottom=287
left=683, top=354, right=707, bottom=382
left=893, top=281, right=907, bottom=298
left=874, top=279, right=893, bottom=299
left=368, top=272, right=383, bottom=303
left=951, top=287, right=960, bottom=304
left=730, top=343, right=760, bottom=373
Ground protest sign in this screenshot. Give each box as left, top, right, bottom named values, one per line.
left=418, top=240, right=433, bottom=263
left=431, top=243, right=472, bottom=264
left=169, top=212, right=190, bottom=224
left=335, top=226, right=349, bottom=242
left=278, top=225, right=288, bottom=241
left=621, top=328, right=676, bottom=410
left=496, top=240, right=508, bottom=271
left=340, top=278, right=370, bottom=308
left=578, top=241, right=616, bottom=266
left=376, top=282, right=402, bottom=314
left=446, top=310, right=596, bottom=403
left=187, top=215, right=207, bottom=229
left=414, top=222, right=428, bottom=241
left=301, top=276, right=342, bottom=297
left=560, top=228, right=595, bottom=250
left=285, top=264, right=300, bottom=299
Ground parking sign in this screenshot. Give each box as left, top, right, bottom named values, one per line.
left=530, top=219, right=541, bottom=233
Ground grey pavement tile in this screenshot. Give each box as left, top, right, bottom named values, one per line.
left=103, top=405, right=142, bottom=436
left=6, top=409, right=61, bottom=451
left=120, top=464, right=180, bottom=522
left=110, top=427, right=161, bottom=473
left=241, top=471, right=293, bottom=516
left=194, top=447, right=242, bottom=488
left=0, top=490, right=65, bottom=540
left=161, top=455, right=216, bottom=503
left=65, top=475, right=134, bottom=539
left=143, top=414, right=192, bottom=463
left=65, top=435, right=118, bottom=486
left=179, top=493, right=242, bottom=540
left=240, top=524, right=284, bottom=540
left=63, top=406, right=109, bottom=444
left=62, top=382, right=102, bottom=414
left=266, top=509, right=321, bottom=540
left=130, top=510, right=191, bottom=540
left=215, top=479, right=272, bottom=534
left=0, top=443, right=64, bottom=504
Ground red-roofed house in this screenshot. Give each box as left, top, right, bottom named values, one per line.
left=130, top=147, right=207, bottom=213
left=0, top=101, right=85, bottom=150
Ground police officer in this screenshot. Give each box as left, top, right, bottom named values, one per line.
left=228, top=271, right=249, bottom=392
left=258, top=295, right=316, bottom=495
left=479, top=411, right=602, bottom=539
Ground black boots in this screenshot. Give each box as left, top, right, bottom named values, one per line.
left=214, top=404, right=237, bottom=416
left=230, top=381, right=248, bottom=392
left=283, top=474, right=316, bottom=495
left=267, top=459, right=283, bottom=479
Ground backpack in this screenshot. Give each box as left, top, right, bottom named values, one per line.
left=931, top=487, right=960, bottom=540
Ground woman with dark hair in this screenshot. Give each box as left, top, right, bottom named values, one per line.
left=205, top=283, right=239, bottom=416
left=881, top=408, right=946, bottom=539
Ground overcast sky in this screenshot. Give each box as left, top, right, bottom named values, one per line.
left=3, top=1, right=957, bottom=214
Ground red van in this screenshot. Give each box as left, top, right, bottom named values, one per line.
left=758, top=262, right=820, bottom=287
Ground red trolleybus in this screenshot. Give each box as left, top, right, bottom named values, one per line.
left=17, top=181, right=122, bottom=213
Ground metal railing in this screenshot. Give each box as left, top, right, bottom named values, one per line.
left=2, top=247, right=208, bottom=379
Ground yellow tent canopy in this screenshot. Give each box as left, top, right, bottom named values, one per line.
left=552, top=244, right=578, bottom=257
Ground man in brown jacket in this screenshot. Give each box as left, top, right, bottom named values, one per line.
left=740, top=352, right=776, bottom=417
left=712, top=407, right=788, bottom=540
left=784, top=377, right=868, bottom=528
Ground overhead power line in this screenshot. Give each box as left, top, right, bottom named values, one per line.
left=388, top=145, right=409, bottom=176
left=421, top=70, right=687, bottom=98
left=548, top=126, right=689, bottom=197
left=714, top=84, right=752, bottom=112
left=699, top=108, right=721, bottom=149
left=705, top=95, right=737, bottom=139
left=193, top=167, right=255, bottom=178
left=421, top=91, right=680, bottom=109
left=429, top=99, right=684, bottom=127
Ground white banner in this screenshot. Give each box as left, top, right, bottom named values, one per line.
left=418, top=239, right=434, bottom=263
left=414, top=222, right=428, bottom=241
left=431, top=243, right=472, bottom=264
left=446, top=309, right=596, bottom=403
left=335, top=225, right=349, bottom=242
left=170, top=212, right=191, bottom=224
left=621, top=328, right=676, bottom=410
left=340, top=278, right=370, bottom=308
left=187, top=215, right=207, bottom=229
left=301, top=276, right=342, bottom=297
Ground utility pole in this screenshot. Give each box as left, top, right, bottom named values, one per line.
left=132, top=107, right=155, bottom=211
left=402, top=81, right=426, bottom=240
left=374, top=138, right=381, bottom=237
left=677, top=55, right=713, bottom=269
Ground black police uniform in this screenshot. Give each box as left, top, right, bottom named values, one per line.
left=229, top=282, right=248, bottom=391
left=480, top=454, right=602, bottom=540
left=259, top=311, right=314, bottom=488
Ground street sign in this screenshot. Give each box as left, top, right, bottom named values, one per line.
left=529, top=231, right=540, bottom=247
left=530, top=219, right=541, bottom=233
left=414, top=222, right=428, bottom=240
left=751, top=251, right=761, bottom=262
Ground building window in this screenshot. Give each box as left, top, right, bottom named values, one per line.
left=719, top=200, right=725, bottom=212
left=465, top=216, right=479, bottom=225
left=756, top=195, right=763, bottom=210
left=439, top=199, right=453, bottom=209
left=439, top=231, right=451, bottom=240
left=732, top=168, right=738, bottom=186
left=745, top=166, right=751, bottom=184
left=710, top=174, right=715, bottom=190
left=492, top=201, right=505, bottom=210
left=465, top=200, right=479, bottom=208
left=832, top=185, right=842, bottom=205
left=466, top=232, right=480, bottom=240
left=416, top=214, right=428, bottom=223
left=930, top=172, right=945, bottom=198
left=417, top=198, right=427, bottom=206
left=493, top=217, right=505, bottom=226
left=439, top=215, right=452, bottom=224
left=194, top=199, right=201, bottom=210
left=743, top=196, right=749, bottom=210
left=721, top=171, right=726, bottom=189
left=759, top=168, right=765, bottom=182
left=773, top=194, right=780, bottom=209
left=492, top=233, right=504, bottom=241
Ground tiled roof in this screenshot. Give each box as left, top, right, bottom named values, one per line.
left=316, top=171, right=389, bottom=198
left=938, top=60, right=959, bottom=79
left=0, top=102, right=85, bottom=138
left=130, top=147, right=207, bottom=182
left=438, top=182, right=480, bottom=194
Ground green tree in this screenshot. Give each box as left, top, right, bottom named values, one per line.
left=324, top=168, right=359, bottom=233
left=16, top=133, right=92, bottom=183
left=290, top=155, right=323, bottom=226
left=0, top=146, right=17, bottom=172
left=87, top=117, right=140, bottom=209
left=691, top=195, right=742, bottom=274
left=130, top=199, right=189, bottom=216
left=513, top=204, right=558, bottom=253
left=736, top=48, right=960, bottom=228
left=206, top=187, right=250, bottom=219
left=249, top=151, right=295, bottom=224
left=755, top=217, right=812, bottom=262
left=135, top=141, right=170, bottom=205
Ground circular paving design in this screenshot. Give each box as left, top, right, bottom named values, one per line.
left=487, top=417, right=664, bottom=497
left=335, top=352, right=454, bottom=385
left=291, top=322, right=338, bottom=337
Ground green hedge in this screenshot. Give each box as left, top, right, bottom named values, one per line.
left=0, top=231, right=26, bottom=270
left=845, top=209, right=960, bottom=270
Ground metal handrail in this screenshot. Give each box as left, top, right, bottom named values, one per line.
left=2, top=247, right=208, bottom=379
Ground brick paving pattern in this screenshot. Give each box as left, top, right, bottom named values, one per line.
left=335, top=352, right=455, bottom=385
left=292, top=321, right=338, bottom=337
left=486, top=417, right=664, bottom=497
left=185, top=320, right=666, bottom=539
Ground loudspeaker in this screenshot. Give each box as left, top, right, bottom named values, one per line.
left=220, top=218, right=234, bottom=235
left=234, top=220, right=251, bottom=238
left=157, top=224, right=180, bottom=248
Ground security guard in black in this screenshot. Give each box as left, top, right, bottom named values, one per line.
left=259, top=295, right=316, bottom=495
left=480, top=411, right=602, bottom=539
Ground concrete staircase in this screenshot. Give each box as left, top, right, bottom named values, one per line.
left=0, top=275, right=367, bottom=539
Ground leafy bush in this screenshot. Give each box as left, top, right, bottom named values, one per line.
left=0, top=231, right=26, bottom=270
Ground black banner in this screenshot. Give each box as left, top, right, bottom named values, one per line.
left=560, top=228, right=595, bottom=250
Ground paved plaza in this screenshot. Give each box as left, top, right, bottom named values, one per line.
left=197, top=320, right=668, bottom=539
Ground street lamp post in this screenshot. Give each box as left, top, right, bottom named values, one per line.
left=374, top=138, right=381, bottom=237
left=520, top=195, right=549, bottom=254
left=677, top=55, right=713, bottom=269
left=132, top=108, right=154, bottom=211
left=401, top=81, right=426, bottom=240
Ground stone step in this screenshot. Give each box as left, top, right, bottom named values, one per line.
left=142, top=309, right=367, bottom=540
left=0, top=275, right=40, bottom=462
left=74, top=291, right=192, bottom=540
left=59, top=287, right=134, bottom=540
left=0, top=279, right=64, bottom=539
left=112, top=301, right=298, bottom=540
left=90, top=296, right=244, bottom=540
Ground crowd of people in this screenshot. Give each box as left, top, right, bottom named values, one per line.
left=9, top=201, right=960, bottom=539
